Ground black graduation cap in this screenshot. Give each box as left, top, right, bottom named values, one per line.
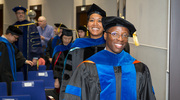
left=12, top=5, right=27, bottom=12
left=102, top=16, right=136, bottom=37
left=62, top=29, right=73, bottom=36
left=54, top=23, right=67, bottom=29
left=87, top=3, right=106, bottom=17
left=6, top=25, right=23, bottom=36
left=78, top=26, right=87, bottom=33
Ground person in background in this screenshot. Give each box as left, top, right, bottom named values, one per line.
left=37, top=16, right=54, bottom=52
left=44, top=23, right=67, bottom=70
left=45, top=29, right=73, bottom=100
left=77, top=26, right=87, bottom=38
left=64, top=16, right=156, bottom=100
left=0, top=25, right=34, bottom=95
left=12, top=6, right=42, bottom=80
left=59, top=3, right=106, bottom=100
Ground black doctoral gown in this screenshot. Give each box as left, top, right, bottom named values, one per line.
left=0, top=38, right=26, bottom=95
left=59, top=36, right=106, bottom=100
left=64, top=50, right=156, bottom=100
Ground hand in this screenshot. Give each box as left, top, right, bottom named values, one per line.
left=54, top=78, right=60, bottom=88
left=48, top=96, right=55, bottom=100
left=40, top=35, right=45, bottom=40
left=25, top=60, right=34, bottom=66
left=49, top=58, right=52, bottom=63
left=32, top=58, right=38, bottom=65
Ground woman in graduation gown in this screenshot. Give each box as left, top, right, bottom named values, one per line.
left=45, top=23, right=67, bottom=69
left=59, top=3, right=107, bottom=100
left=52, top=29, right=73, bottom=90
left=64, top=16, right=156, bottom=100
left=45, top=29, right=73, bottom=99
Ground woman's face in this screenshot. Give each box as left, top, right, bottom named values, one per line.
left=78, top=30, right=86, bottom=38
left=62, top=35, right=72, bottom=46
left=87, top=13, right=103, bottom=39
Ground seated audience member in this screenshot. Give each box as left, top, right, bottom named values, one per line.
left=64, top=16, right=156, bottom=100
left=0, top=25, right=34, bottom=95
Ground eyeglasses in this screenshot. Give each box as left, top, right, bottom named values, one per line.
left=13, top=35, right=19, bottom=40
left=106, top=31, right=129, bottom=40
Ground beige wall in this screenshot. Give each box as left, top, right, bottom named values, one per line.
left=0, top=0, right=4, bottom=4
left=28, top=0, right=74, bottom=29
left=126, top=0, right=168, bottom=100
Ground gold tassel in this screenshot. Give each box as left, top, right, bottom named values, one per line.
left=133, top=32, right=140, bottom=46
left=76, top=30, right=79, bottom=38
left=120, top=13, right=125, bottom=19
left=58, top=23, right=62, bottom=33
left=83, top=25, right=89, bottom=36
left=26, top=9, right=28, bottom=15
left=37, top=59, right=39, bottom=70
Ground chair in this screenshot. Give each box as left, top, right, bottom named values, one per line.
left=38, top=65, right=47, bottom=70
left=16, top=72, right=24, bottom=81
left=28, top=70, right=55, bottom=89
left=11, top=80, right=46, bottom=100
left=0, top=82, right=7, bottom=96
left=0, top=95, right=31, bottom=100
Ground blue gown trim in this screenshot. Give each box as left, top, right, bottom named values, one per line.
left=96, top=63, right=116, bottom=100
left=70, top=36, right=105, bottom=49
left=87, top=50, right=137, bottom=100
left=0, top=37, right=17, bottom=81
left=65, top=85, right=81, bottom=98
left=52, top=43, right=72, bottom=58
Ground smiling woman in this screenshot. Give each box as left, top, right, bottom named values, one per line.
left=87, top=13, right=103, bottom=39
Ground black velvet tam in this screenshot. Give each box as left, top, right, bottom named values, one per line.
left=12, top=6, right=27, bottom=12
left=78, top=26, right=87, bottom=32
left=102, top=16, right=136, bottom=37
left=62, top=29, right=73, bottom=36
left=6, top=25, right=23, bottom=36
left=54, top=23, right=67, bottom=29
left=87, top=3, right=106, bottom=17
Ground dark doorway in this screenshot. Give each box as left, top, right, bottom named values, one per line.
left=0, top=4, right=3, bottom=36
left=76, top=5, right=91, bottom=29
left=30, top=5, right=42, bottom=26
